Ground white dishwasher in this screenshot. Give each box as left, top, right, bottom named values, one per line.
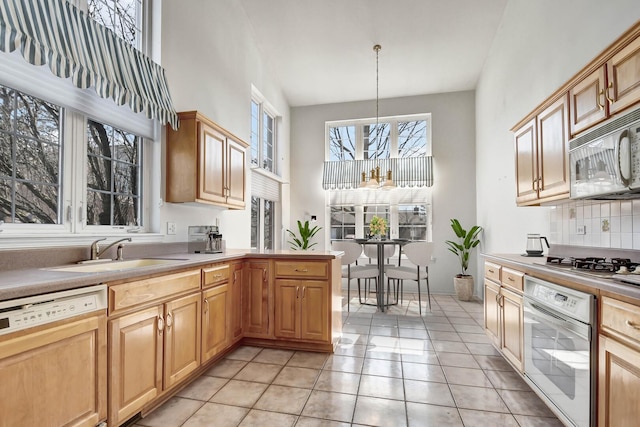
left=0, top=285, right=108, bottom=427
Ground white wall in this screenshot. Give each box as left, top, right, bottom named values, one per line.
left=159, top=0, right=290, bottom=248
left=290, top=91, right=477, bottom=295
left=476, top=0, right=640, bottom=261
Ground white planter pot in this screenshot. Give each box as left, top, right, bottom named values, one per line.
left=454, top=276, right=474, bottom=301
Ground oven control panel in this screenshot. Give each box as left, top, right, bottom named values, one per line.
left=532, top=285, right=579, bottom=312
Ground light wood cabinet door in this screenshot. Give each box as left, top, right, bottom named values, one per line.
left=109, top=305, right=163, bottom=425
left=202, top=284, right=229, bottom=363
left=598, top=335, right=640, bottom=427
left=500, top=287, right=524, bottom=372
left=275, top=279, right=300, bottom=339
left=0, top=313, right=106, bottom=427
left=164, top=293, right=201, bottom=389
left=484, top=279, right=501, bottom=347
left=243, top=261, right=271, bottom=337
left=229, top=264, right=244, bottom=341
left=537, top=94, right=570, bottom=200
left=300, top=281, right=329, bottom=342
left=570, top=66, right=607, bottom=136
left=607, top=37, right=640, bottom=116
left=514, top=118, right=539, bottom=204
left=198, top=122, right=227, bottom=204
left=226, top=136, right=246, bottom=209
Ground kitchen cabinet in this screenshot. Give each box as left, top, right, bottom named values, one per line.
left=274, top=261, right=330, bottom=343
left=483, top=262, right=524, bottom=371
left=514, top=94, right=570, bottom=206
left=201, top=282, right=229, bottom=363
left=0, top=313, right=106, bottom=427
left=166, top=111, right=248, bottom=209
left=229, top=262, right=244, bottom=342
left=108, top=270, right=201, bottom=426
left=570, top=37, right=640, bottom=136
left=243, top=260, right=271, bottom=337
left=598, top=296, right=640, bottom=426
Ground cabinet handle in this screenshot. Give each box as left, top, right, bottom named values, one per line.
left=625, top=320, right=640, bottom=330
left=302, top=286, right=306, bottom=299
left=158, top=316, right=165, bottom=332
left=498, top=295, right=504, bottom=308
left=294, top=268, right=308, bottom=272
left=597, top=89, right=605, bottom=110
left=508, top=277, right=515, bottom=282
left=488, top=269, right=494, bottom=274
left=605, top=81, right=615, bottom=104
left=203, top=298, right=209, bottom=313
left=166, top=312, right=173, bottom=329
left=233, top=271, right=238, bottom=282
left=212, top=273, right=223, bottom=279
left=296, top=286, right=300, bottom=299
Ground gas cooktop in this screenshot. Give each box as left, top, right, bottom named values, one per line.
left=535, top=255, right=640, bottom=285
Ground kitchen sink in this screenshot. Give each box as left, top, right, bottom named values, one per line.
left=48, top=258, right=188, bottom=273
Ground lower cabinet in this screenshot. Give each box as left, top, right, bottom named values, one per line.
left=201, top=283, right=229, bottom=363
left=598, top=296, right=640, bottom=426
left=108, top=292, right=201, bottom=426
left=274, top=279, right=328, bottom=341
left=0, top=313, right=106, bottom=427
left=243, top=260, right=271, bottom=337
left=229, top=262, right=244, bottom=342
left=484, top=279, right=501, bottom=347
left=500, top=287, right=524, bottom=370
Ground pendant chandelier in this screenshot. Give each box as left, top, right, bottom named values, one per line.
left=360, top=44, right=395, bottom=190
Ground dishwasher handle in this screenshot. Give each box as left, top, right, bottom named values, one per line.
left=524, top=298, right=590, bottom=340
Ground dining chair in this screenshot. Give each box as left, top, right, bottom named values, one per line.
left=385, top=242, right=432, bottom=314
left=331, top=240, right=379, bottom=311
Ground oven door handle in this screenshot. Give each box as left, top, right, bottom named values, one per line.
left=526, top=300, right=590, bottom=340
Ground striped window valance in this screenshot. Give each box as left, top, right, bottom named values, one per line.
left=0, top=0, right=179, bottom=129
left=322, top=157, right=433, bottom=190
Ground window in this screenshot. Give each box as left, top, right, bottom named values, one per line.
left=86, top=120, right=142, bottom=226
left=364, top=123, right=390, bottom=159
left=330, top=206, right=355, bottom=240
left=0, top=87, right=62, bottom=224
left=251, top=196, right=275, bottom=250
left=398, top=204, right=428, bottom=240
left=87, top=0, right=144, bottom=49
left=329, top=125, right=356, bottom=161
left=398, top=120, right=427, bottom=157
left=363, top=205, right=390, bottom=238
left=0, top=83, right=147, bottom=235
left=250, top=96, right=278, bottom=175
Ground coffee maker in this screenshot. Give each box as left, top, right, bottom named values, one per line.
left=188, top=226, right=223, bottom=253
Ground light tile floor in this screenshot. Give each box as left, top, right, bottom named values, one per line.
left=131, top=293, right=564, bottom=427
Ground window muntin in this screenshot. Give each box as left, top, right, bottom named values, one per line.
left=86, top=120, right=141, bottom=226
left=88, top=0, right=143, bottom=49
left=0, top=86, right=62, bottom=224
left=328, top=125, right=356, bottom=161
left=330, top=206, right=356, bottom=240
left=363, top=205, right=390, bottom=238
left=364, top=123, right=391, bottom=160
left=399, top=120, right=428, bottom=158
left=398, top=204, right=428, bottom=240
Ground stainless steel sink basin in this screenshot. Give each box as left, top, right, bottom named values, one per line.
left=49, top=258, right=188, bottom=273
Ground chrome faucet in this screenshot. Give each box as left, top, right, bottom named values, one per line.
left=90, top=237, right=132, bottom=260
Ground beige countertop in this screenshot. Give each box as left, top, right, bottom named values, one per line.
left=0, top=249, right=342, bottom=301
left=484, top=253, right=640, bottom=304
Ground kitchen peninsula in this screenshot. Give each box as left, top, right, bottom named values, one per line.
left=0, top=246, right=343, bottom=427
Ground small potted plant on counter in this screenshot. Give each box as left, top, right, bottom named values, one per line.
left=286, top=220, right=322, bottom=250
left=445, top=218, right=482, bottom=301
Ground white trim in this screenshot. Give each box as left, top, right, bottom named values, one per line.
left=0, top=233, right=164, bottom=250
left=251, top=166, right=288, bottom=184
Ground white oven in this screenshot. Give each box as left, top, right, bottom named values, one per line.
left=523, top=276, right=596, bottom=427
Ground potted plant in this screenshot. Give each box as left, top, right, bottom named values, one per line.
left=286, top=220, right=322, bottom=250
left=369, top=215, right=387, bottom=240
left=445, top=218, right=482, bottom=301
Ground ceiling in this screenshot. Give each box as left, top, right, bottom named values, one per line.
left=237, top=0, right=508, bottom=107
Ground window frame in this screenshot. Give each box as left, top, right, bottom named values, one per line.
left=251, top=195, right=276, bottom=251
left=250, top=89, right=280, bottom=177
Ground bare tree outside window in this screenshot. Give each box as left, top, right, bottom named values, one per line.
left=328, top=125, right=356, bottom=161
left=0, top=86, right=61, bottom=224
left=88, top=0, right=142, bottom=49
left=364, top=123, right=390, bottom=159
left=398, top=120, right=428, bottom=158
left=86, top=120, right=141, bottom=226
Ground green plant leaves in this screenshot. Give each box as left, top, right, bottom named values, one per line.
left=286, top=220, right=323, bottom=250
left=447, top=218, right=482, bottom=275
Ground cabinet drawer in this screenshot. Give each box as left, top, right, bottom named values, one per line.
left=484, top=262, right=501, bottom=282
left=109, top=270, right=201, bottom=315
left=501, top=268, right=524, bottom=292
left=274, top=261, right=328, bottom=278
left=202, top=265, right=230, bottom=287
left=601, top=296, right=640, bottom=345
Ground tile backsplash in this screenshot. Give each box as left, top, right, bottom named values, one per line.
left=550, top=200, right=640, bottom=249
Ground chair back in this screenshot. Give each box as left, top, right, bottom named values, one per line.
left=331, top=240, right=363, bottom=265
left=403, top=242, right=433, bottom=267
left=363, top=244, right=396, bottom=261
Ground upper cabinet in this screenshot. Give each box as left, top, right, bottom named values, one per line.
left=514, top=95, right=570, bottom=206
left=166, top=111, right=248, bottom=209
left=569, top=37, right=640, bottom=136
